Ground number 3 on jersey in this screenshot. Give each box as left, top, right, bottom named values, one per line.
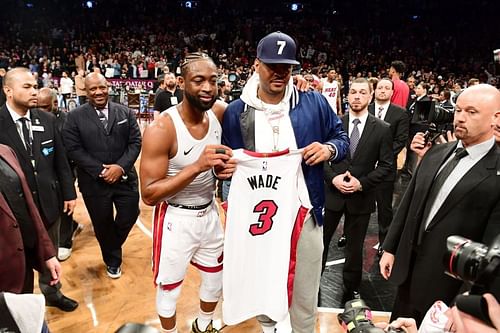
left=249, top=200, right=278, bottom=236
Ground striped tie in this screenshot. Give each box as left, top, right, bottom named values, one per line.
left=350, top=118, right=361, bottom=157
left=98, top=109, right=108, bottom=130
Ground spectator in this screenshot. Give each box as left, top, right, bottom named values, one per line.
left=389, top=60, right=410, bottom=108
left=74, top=69, right=87, bottom=106
left=59, top=71, right=74, bottom=109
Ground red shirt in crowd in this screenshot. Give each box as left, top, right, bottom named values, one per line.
left=391, top=78, right=410, bottom=108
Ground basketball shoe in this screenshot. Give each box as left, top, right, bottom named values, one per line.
left=191, top=319, right=219, bottom=333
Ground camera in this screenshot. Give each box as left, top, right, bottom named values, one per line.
left=338, top=298, right=403, bottom=333
left=227, top=72, right=242, bottom=101
left=411, top=100, right=454, bottom=143
left=444, top=234, right=500, bottom=326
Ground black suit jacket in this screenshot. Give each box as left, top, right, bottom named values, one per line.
left=369, top=103, right=409, bottom=180
left=383, top=141, right=500, bottom=309
left=0, top=105, right=76, bottom=226
left=62, top=101, right=141, bottom=194
left=439, top=100, right=453, bottom=109
left=324, top=113, right=393, bottom=214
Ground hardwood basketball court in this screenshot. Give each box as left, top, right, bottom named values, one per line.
left=40, top=149, right=390, bottom=333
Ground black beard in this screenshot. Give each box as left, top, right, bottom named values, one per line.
left=184, top=90, right=216, bottom=112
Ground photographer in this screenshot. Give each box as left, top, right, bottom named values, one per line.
left=379, top=84, right=500, bottom=325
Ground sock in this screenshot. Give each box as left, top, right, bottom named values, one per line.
left=196, top=309, right=215, bottom=331
left=161, top=326, right=177, bottom=333
left=262, top=325, right=276, bottom=333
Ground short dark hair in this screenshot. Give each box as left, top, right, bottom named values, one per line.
left=157, top=74, right=165, bottom=83
left=376, top=77, right=394, bottom=90
left=390, top=60, right=406, bottom=74
left=418, top=82, right=429, bottom=92
left=442, top=89, right=451, bottom=100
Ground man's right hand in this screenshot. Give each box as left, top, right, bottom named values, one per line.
left=410, top=132, right=432, bottom=159
left=195, top=145, right=232, bottom=173
left=379, top=251, right=395, bottom=280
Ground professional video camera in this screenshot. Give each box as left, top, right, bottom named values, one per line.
left=338, top=298, right=403, bottom=333
left=227, top=72, right=242, bottom=101
left=444, top=234, right=500, bottom=327
left=411, top=100, right=454, bottom=143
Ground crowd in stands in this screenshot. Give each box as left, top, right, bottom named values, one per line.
left=0, top=0, right=498, bottom=98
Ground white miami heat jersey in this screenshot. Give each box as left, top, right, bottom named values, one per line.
left=222, top=149, right=311, bottom=325
left=321, top=79, right=339, bottom=114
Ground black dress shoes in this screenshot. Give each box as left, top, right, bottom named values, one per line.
left=46, top=295, right=79, bottom=312
left=337, top=234, right=347, bottom=248
left=341, top=288, right=360, bottom=306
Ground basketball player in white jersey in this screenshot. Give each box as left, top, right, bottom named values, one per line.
left=318, top=68, right=342, bottom=115
left=140, top=53, right=234, bottom=333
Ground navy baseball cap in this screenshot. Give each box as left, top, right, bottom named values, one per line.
left=257, top=31, right=300, bottom=65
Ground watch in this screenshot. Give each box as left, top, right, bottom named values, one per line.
left=326, top=144, right=336, bottom=160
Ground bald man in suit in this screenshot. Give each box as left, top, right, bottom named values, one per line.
left=0, top=67, right=77, bottom=311
left=380, top=84, right=500, bottom=325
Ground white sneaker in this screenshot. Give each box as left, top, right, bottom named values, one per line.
left=58, top=247, right=72, bottom=261
left=106, top=266, right=122, bottom=279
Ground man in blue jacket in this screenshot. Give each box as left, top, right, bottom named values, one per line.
left=222, top=31, right=348, bottom=333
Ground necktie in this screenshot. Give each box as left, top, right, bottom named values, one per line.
left=98, top=109, right=108, bottom=130
left=349, top=118, right=361, bottom=158
left=19, top=118, right=32, bottom=156
left=419, top=147, right=469, bottom=238
left=378, top=106, right=384, bottom=119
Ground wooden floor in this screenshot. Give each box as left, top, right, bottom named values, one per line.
left=40, top=146, right=390, bottom=333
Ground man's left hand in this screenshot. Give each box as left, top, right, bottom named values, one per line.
left=303, top=142, right=330, bottom=165
left=100, top=164, right=124, bottom=184
left=63, top=200, right=76, bottom=215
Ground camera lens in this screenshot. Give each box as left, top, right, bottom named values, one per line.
left=431, top=105, right=454, bottom=124
left=444, top=235, right=488, bottom=282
